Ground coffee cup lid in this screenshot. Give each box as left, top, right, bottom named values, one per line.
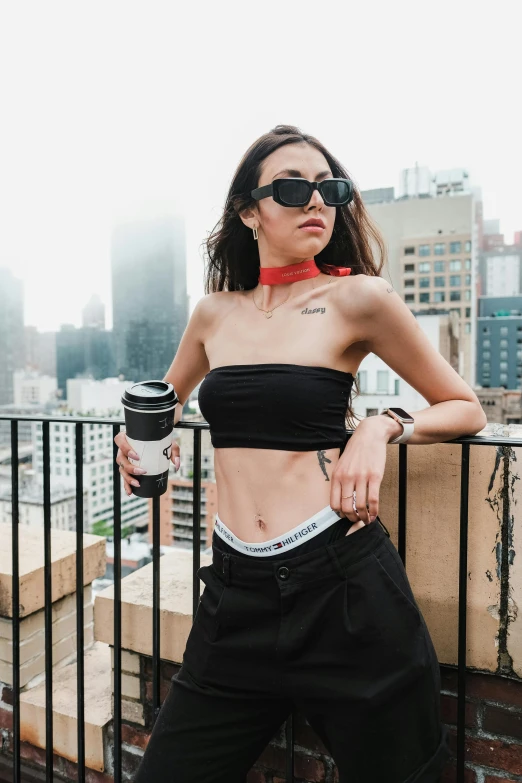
left=121, top=380, right=178, bottom=409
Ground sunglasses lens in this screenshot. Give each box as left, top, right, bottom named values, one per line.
left=277, top=180, right=311, bottom=205
left=321, top=180, right=352, bottom=204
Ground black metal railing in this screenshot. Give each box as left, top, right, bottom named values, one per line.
left=0, top=413, right=518, bottom=783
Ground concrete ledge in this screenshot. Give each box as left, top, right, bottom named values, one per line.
left=0, top=523, right=106, bottom=618
left=94, top=550, right=210, bottom=662
left=19, top=641, right=112, bottom=772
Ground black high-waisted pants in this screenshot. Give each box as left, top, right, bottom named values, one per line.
left=133, top=517, right=450, bottom=782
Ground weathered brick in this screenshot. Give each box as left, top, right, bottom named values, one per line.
left=62, top=757, right=114, bottom=783
left=293, top=712, right=329, bottom=754
left=18, top=741, right=65, bottom=777
left=483, top=704, right=522, bottom=741
left=453, top=733, right=522, bottom=776
left=144, top=676, right=171, bottom=705
left=121, top=743, right=145, bottom=779
left=294, top=754, right=325, bottom=782
left=1, top=685, right=13, bottom=706
left=467, top=672, right=522, bottom=709
left=122, top=722, right=152, bottom=751
left=247, top=769, right=267, bottom=783
left=0, top=706, right=12, bottom=730
left=440, top=693, right=478, bottom=728
left=440, top=760, right=476, bottom=783
left=484, top=777, right=519, bottom=783
left=256, top=743, right=286, bottom=774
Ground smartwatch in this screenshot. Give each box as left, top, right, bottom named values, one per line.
left=382, top=408, right=415, bottom=444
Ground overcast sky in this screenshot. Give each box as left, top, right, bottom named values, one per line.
left=0, top=1, right=519, bottom=332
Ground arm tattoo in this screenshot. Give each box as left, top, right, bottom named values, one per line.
left=386, top=287, right=394, bottom=294
left=317, top=449, right=332, bottom=481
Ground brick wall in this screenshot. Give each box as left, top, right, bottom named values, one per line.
left=2, top=652, right=522, bottom=781
left=440, top=667, right=522, bottom=783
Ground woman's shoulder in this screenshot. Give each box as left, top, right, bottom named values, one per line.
left=334, top=274, right=396, bottom=314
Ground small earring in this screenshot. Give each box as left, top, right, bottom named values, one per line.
left=253, top=225, right=258, bottom=241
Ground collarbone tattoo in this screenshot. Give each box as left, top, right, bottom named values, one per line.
left=301, top=306, right=326, bottom=315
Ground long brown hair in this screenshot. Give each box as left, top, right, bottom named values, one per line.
left=203, top=124, right=389, bottom=427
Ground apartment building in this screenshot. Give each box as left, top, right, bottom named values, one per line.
left=364, top=177, right=477, bottom=384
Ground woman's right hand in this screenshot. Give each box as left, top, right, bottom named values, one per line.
left=114, top=431, right=148, bottom=496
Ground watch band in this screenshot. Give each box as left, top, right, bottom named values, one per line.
left=382, top=409, right=415, bottom=444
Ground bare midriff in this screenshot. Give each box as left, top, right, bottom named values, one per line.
left=203, top=275, right=368, bottom=542
left=214, top=446, right=342, bottom=541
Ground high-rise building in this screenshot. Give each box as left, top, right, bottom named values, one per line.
left=0, top=268, right=25, bottom=405
left=82, top=294, right=106, bottom=329
left=362, top=172, right=477, bottom=384
left=56, top=325, right=115, bottom=397
left=477, top=222, right=522, bottom=298
left=476, top=295, right=522, bottom=389
left=111, top=215, right=188, bottom=383
left=24, top=327, right=57, bottom=377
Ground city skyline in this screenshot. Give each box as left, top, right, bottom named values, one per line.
left=1, top=2, right=520, bottom=332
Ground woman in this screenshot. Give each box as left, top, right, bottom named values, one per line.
left=115, top=125, right=486, bottom=782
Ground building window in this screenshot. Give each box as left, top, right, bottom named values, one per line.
left=419, top=262, right=430, bottom=272
left=419, top=293, right=430, bottom=302
left=483, top=327, right=490, bottom=333
left=434, top=243, right=445, bottom=255
left=465, top=274, right=471, bottom=285
left=419, top=277, right=430, bottom=288
left=500, top=326, right=509, bottom=336
left=465, top=259, right=471, bottom=270
left=465, top=240, right=472, bottom=252
left=500, top=339, right=508, bottom=347
left=449, top=260, right=462, bottom=272
left=433, top=291, right=445, bottom=303
left=464, top=290, right=471, bottom=300
left=482, top=363, right=490, bottom=371
left=404, top=279, right=415, bottom=288
left=418, top=245, right=430, bottom=256
left=500, top=362, right=508, bottom=371
left=450, top=241, right=462, bottom=253
left=358, top=371, right=367, bottom=393
left=404, top=246, right=415, bottom=255
left=405, top=294, right=415, bottom=303
left=366, top=408, right=378, bottom=417
left=450, top=291, right=461, bottom=301
left=434, top=276, right=445, bottom=287
left=500, top=373, right=508, bottom=384
left=377, top=371, right=389, bottom=393
left=500, top=351, right=508, bottom=360
left=450, top=275, right=461, bottom=286
left=483, top=339, right=491, bottom=347
left=404, top=263, right=415, bottom=272
left=434, top=261, right=445, bottom=272
left=483, top=351, right=490, bottom=359
left=394, top=379, right=400, bottom=394
left=465, top=307, right=471, bottom=318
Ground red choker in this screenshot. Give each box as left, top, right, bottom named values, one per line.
left=258, top=259, right=351, bottom=285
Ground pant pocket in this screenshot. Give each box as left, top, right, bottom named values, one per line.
left=195, top=565, right=228, bottom=642
left=374, top=541, right=422, bottom=618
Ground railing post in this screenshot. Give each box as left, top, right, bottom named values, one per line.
left=10, top=421, right=20, bottom=783
left=42, top=421, right=53, bottom=781
left=75, top=423, right=85, bottom=783
left=457, top=443, right=470, bottom=783
left=152, top=494, right=161, bottom=720
left=112, top=425, right=122, bottom=783
left=192, top=428, right=202, bottom=619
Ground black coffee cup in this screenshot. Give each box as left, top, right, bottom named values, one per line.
left=121, top=380, right=179, bottom=498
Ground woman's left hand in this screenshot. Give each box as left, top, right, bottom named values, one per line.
left=330, top=415, right=402, bottom=524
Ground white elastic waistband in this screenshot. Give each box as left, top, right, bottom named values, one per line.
left=213, top=505, right=342, bottom=557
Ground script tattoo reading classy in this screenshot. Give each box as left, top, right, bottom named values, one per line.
left=301, top=307, right=326, bottom=315
left=317, top=450, right=332, bottom=481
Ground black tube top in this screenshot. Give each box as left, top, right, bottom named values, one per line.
left=198, top=363, right=354, bottom=451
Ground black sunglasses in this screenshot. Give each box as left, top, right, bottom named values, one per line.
left=250, top=177, right=354, bottom=207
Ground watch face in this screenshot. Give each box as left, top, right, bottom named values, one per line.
left=388, top=407, right=414, bottom=423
